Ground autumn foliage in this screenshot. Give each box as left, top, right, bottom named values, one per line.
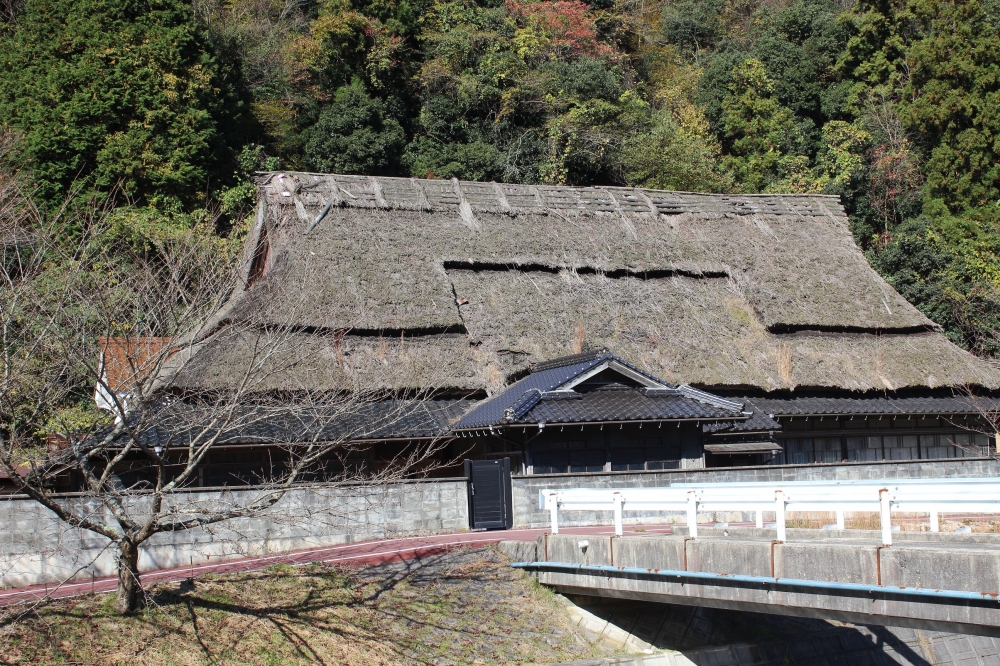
left=506, top=0, right=613, bottom=59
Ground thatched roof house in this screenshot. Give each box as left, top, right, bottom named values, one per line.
left=168, top=172, right=1000, bottom=474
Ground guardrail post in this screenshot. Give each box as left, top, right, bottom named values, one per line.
left=686, top=492, right=698, bottom=539
left=836, top=510, right=845, bottom=530
left=774, top=491, right=786, bottom=542
left=879, top=488, right=892, bottom=546
left=549, top=492, right=559, bottom=534
left=755, top=510, right=763, bottom=529
left=613, top=492, right=623, bottom=536
left=930, top=510, right=939, bottom=532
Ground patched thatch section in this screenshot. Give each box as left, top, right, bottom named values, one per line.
left=448, top=269, right=994, bottom=391
left=169, top=330, right=482, bottom=392
left=171, top=172, right=1000, bottom=394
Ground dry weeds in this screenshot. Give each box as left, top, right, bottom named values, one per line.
left=784, top=511, right=1000, bottom=532
left=0, top=547, right=620, bottom=665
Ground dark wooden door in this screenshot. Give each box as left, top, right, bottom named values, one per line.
left=465, top=458, right=513, bottom=530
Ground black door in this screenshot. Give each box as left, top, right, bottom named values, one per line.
left=465, top=458, right=513, bottom=530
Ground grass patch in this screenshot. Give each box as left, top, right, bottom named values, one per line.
left=1, top=546, right=620, bottom=665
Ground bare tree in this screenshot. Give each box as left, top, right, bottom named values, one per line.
left=0, top=0, right=25, bottom=26
left=950, top=385, right=1000, bottom=458
left=860, top=91, right=924, bottom=234
left=0, top=158, right=449, bottom=614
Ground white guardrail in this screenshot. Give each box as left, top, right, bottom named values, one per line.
left=539, top=478, right=1000, bottom=545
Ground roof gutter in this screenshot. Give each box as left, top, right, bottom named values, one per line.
left=451, top=414, right=752, bottom=434
left=777, top=412, right=984, bottom=419
left=105, top=433, right=457, bottom=451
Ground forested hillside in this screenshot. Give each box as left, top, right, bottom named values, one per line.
left=1, top=0, right=998, bottom=356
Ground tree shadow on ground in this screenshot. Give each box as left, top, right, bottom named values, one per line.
left=143, top=549, right=475, bottom=665
left=2, top=547, right=602, bottom=666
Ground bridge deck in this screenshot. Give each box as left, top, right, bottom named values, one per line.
left=516, top=528, right=1000, bottom=636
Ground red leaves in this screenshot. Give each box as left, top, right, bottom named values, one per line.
left=506, top=0, right=613, bottom=59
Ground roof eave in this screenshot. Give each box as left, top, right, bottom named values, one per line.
left=451, top=413, right=752, bottom=433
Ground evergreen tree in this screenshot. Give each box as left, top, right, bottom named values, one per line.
left=720, top=59, right=808, bottom=193
left=0, top=0, right=243, bottom=207
left=841, top=0, right=1000, bottom=213
left=303, top=81, right=407, bottom=175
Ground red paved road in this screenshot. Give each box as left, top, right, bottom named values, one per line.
left=0, top=524, right=673, bottom=607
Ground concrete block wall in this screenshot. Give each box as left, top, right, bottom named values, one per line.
left=0, top=478, right=468, bottom=589
left=536, top=533, right=1000, bottom=633
left=511, top=458, right=1000, bottom=528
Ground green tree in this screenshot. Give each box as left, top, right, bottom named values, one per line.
left=303, top=80, right=407, bottom=175
left=407, top=1, right=629, bottom=186
left=720, top=59, right=808, bottom=192
left=872, top=212, right=1000, bottom=356
left=836, top=0, right=1000, bottom=353
left=623, top=110, right=733, bottom=192
left=0, top=0, right=244, bottom=207
left=404, top=137, right=505, bottom=181
left=841, top=0, right=1000, bottom=212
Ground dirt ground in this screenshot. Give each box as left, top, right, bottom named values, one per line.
left=0, top=547, right=622, bottom=666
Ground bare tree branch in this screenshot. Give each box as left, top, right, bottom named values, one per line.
left=0, top=138, right=454, bottom=613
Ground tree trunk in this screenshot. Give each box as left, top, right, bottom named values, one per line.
left=115, top=540, right=143, bottom=614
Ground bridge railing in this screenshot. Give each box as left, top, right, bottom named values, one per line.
left=539, top=479, right=1000, bottom=544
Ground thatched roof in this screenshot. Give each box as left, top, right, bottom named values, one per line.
left=170, top=172, right=1000, bottom=394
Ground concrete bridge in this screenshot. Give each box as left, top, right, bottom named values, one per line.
left=512, top=527, right=1000, bottom=637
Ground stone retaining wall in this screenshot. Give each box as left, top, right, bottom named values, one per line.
left=5, top=457, right=997, bottom=589
left=0, top=478, right=468, bottom=588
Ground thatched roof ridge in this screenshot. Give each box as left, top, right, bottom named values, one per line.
left=170, top=172, right=1000, bottom=395
left=261, top=171, right=846, bottom=218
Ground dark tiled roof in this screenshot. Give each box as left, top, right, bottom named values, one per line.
left=744, top=395, right=1000, bottom=418
left=704, top=409, right=781, bottom=433
left=520, top=389, right=746, bottom=425
left=455, top=350, right=749, bottom=429
left=532, top=349, right=610, bottom=372
left=455, top=351, right=619, bottom=428
left=114, top=398, right=471, bottom=449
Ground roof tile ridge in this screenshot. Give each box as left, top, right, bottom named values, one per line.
left=531, top=348, right=611, bottom=372
left=676, top=384, right=745, bottom=412
left=505, top=388, right=543, bottom=422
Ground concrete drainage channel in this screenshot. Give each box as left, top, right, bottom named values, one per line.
left=546, top=616, right=1000, bottom=666
left=555, top=599, right=696, bottom=666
